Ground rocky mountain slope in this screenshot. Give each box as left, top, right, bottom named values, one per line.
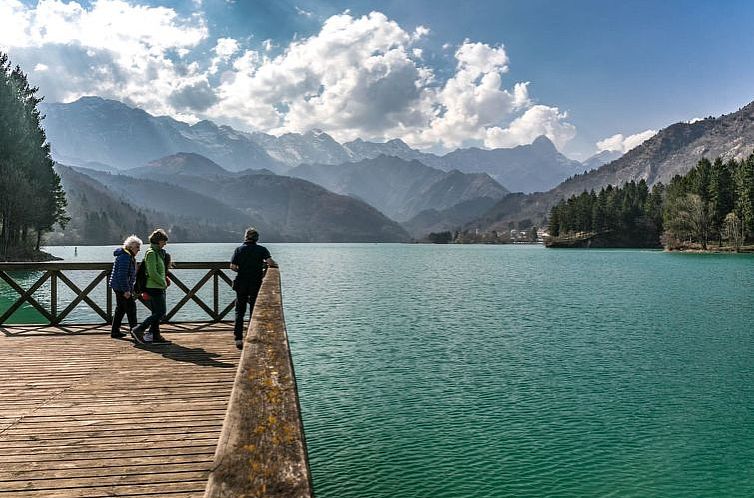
left=41, top=97, right=285, bottom=172
left=467, top=99, right=754, bottom=231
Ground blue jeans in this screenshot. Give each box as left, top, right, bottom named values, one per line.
left=138, top=288, right=166, bottom=334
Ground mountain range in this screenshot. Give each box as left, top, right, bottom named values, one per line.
left=40, top=96, right=585, bottom=193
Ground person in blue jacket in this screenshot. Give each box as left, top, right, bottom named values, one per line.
left=109, top=235, right=142, bottom=338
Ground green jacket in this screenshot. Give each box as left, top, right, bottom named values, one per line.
left=144, top=244, right=167, bottom=289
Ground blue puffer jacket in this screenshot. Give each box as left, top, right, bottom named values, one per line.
left=109, top=247, right=136, bottom=293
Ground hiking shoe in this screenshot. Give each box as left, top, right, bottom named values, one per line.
left=235, top=339, right=243, bottom=350
left=143, top=331, right=154, bottom=343
left=111, top=331, right=127, bottom=339
left=152, top=334, right=170, bottom=344
left=130, top=326, right=145, bottom=344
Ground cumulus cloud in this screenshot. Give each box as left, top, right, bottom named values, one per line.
left=485, top=105, right=577, bottom=150
left=405, top=42, right=544, bottom=149
left=211, top=11, right=431, bottom=140
left=1, top=3, right=577, bottom=151
left=596, top=129, right=657, bottom=153
left=209, top=37, right=239, bottom=74
left=0, top=0, right=208, bottom=116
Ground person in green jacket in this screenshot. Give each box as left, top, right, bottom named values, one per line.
left=130, top=228, right=170, bottom=344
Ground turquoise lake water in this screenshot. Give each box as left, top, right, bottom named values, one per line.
left=3, top=243, right=754, bottom=496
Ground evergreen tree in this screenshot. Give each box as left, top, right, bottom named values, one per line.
left=0, top=52, right=68, bottom=259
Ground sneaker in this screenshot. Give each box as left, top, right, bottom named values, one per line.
left=235, top=339, right=243, bottom=350
left=111, top=331, right=127, bottom=339
left=130, top=326, right=145, bottom=344
left=152, top=334, right=170, bottom=344
left=143, top=331, right=154, bottom=343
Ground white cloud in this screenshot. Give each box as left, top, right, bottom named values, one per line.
left=1, top=3, right=577, bottom=152
left=404, top=42, right=559, bottom=150
left=596, top=129, right=657, bottom=153
left=0, top=0, right=209, bottom=117
left=412, top=25, right=430, bottom=41
left=295, top=6, right=313, bottom=18
left=484, top=105, right=577, bottom=150
left=211, top=11, right=430, bottom=139
left=209, top=37, right=239, bottom=74
left=214, top=37, right=239, bottom=58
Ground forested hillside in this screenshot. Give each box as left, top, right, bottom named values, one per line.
left=547, top=154, right=754, bottom=250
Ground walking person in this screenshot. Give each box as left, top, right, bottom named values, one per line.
left=109, top=235, right=142, bottom=338
left=230, top=227, right=277, bottom=350
left=130, top=229, right=170, bottom=345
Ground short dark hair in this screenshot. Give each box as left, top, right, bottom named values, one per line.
left=149, top=228, right=169, bottom=244
left=244, top=227, right=259, bottom=242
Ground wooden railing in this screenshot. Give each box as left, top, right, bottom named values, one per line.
left=205, top=267, right=313, bottom=498
left=0, top=261, right=236, bottom=325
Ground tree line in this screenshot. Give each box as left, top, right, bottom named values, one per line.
left=547, top=154, right=754, bottom=250
left=0, top=52, right=68, bottom=259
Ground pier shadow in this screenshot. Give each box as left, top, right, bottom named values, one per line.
left=133, top=341, right=236, bottom=368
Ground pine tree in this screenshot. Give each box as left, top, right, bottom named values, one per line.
left=734, top=156, right=754, bottom=242
left=0, top=52, right=68, bottom=259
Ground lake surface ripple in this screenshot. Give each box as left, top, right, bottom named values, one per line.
left=280, top=244, right=754, bottom=497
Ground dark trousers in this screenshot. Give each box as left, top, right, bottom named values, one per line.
left=137, top=288, right=166, bottom=335
left=234, top=282, right=262, bottom=341
left=112, top=291, right=137, bottom=334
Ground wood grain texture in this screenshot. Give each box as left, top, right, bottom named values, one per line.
left=0, top=322, right=239, bottom=497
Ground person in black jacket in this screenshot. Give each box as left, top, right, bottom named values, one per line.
left=230, top=227, right=277, bottom=350
left=108, top=235, right=142, bottom=338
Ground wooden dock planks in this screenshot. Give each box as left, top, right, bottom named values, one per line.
left=0, top=323, right=240, bottom=497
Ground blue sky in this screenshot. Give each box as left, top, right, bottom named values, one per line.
left=2, top=0, right=754, bottom=159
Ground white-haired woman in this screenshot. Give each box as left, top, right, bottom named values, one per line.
left=109, top=235, right=142, bottom=338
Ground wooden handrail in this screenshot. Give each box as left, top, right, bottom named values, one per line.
left=205, top=267, right=313, bottom=498
left=0, top=261, right=235, bottom=325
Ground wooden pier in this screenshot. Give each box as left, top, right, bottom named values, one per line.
left=0, top=266, right=312, bottom=498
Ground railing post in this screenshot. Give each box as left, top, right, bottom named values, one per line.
left=213, top=270, right=219, bottom=322
left=106, top=271, right=112, bottom=323
left=50, top=271, right=58, bottom=325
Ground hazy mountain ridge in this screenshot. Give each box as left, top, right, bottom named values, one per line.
left=401, top=197, right=500, bottom=237
left=52, top=165, right=245, bottom=244
left=66, top=154, right=411, bottom=243
left=439, top=136, right=584, bottom=193
left=288, top=155, right=509, bottom=222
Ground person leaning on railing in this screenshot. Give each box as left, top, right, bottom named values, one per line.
left=108, top=235, right=142, bottom=339
left=230, top=227, right=277, bottom=350
left=130, top=229, right=170, bottom=345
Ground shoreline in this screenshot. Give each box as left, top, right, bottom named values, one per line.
left=1, top=250, right=62, bottom=263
